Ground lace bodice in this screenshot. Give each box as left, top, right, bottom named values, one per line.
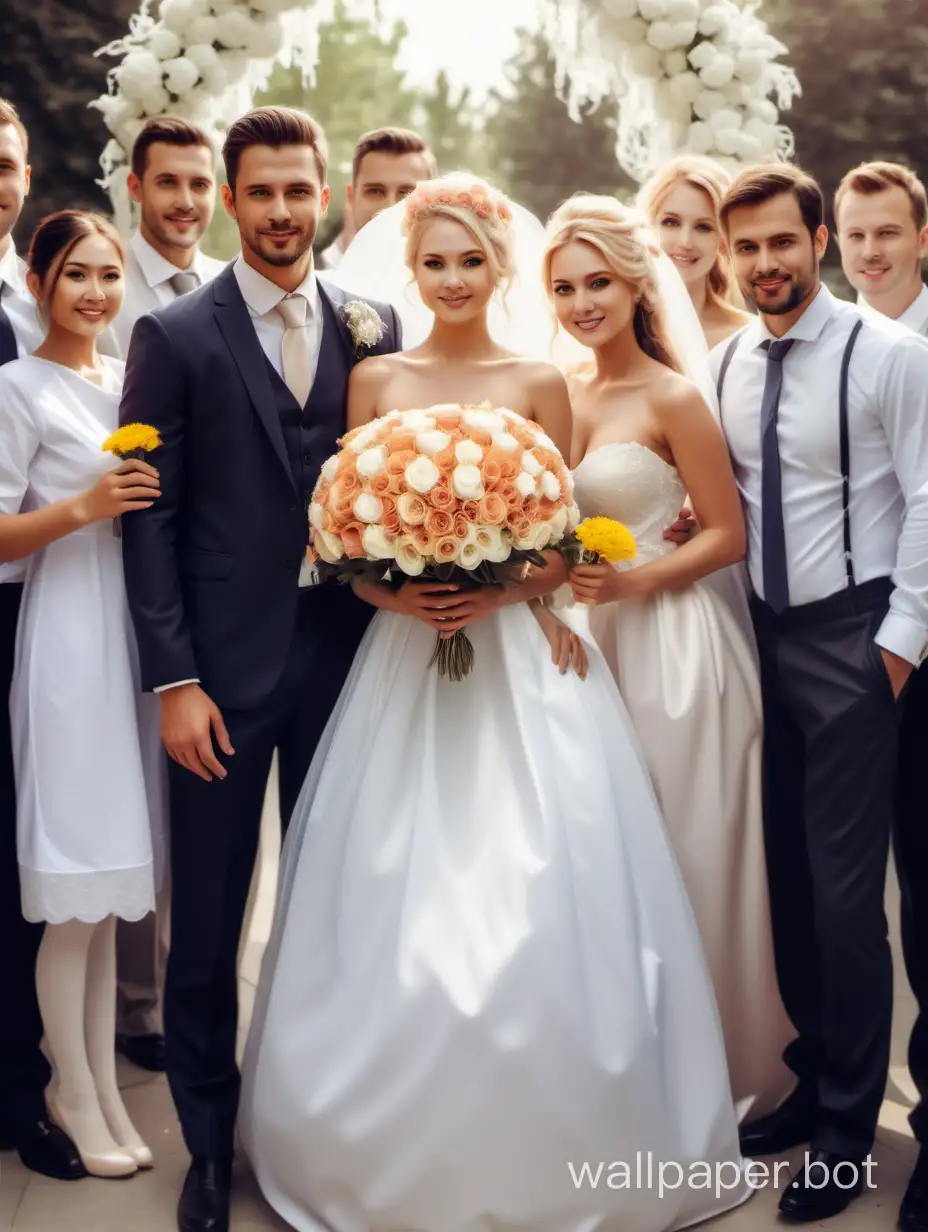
left=572, top=442, right=687, bottom=566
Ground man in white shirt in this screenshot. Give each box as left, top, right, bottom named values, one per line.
left=835, top=159, right=928, bottom=1232
left=711, top=162, right=928, bottom=1223
left=0, top=97, right=84, bottom=1182
left=318, top=126, right=436, bottom=270
left=111, top=116, right=227, bottom=357
left=118, top=106, right=400, bottom=1232
left=112, top=116, right=227, bottom=1071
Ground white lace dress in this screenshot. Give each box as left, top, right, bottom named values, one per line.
left=0, top=356, right=165, bottom=924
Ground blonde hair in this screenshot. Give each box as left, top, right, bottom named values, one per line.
left=638, top=155, right=742, bottom=310
left=542, top=194, right=680, bottom=372
left=402, top=174, right=516, bottom=293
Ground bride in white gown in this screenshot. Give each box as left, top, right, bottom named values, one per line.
left=240, top=176, right=750, bottom=1232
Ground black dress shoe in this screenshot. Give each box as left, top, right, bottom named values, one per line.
left=739, top=1083, right=818, bottom=1156
left=116, top=1032, right=167, bottom=1072
left=4, top=1118, right=87, bottom=1181
left=778, top=1150, right=867, bottom=1222
left=900, top=1147, right=928, bottom=1231
left=178, top=1157, right=232, bottom=1232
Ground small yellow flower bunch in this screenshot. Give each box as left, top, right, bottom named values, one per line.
left=101, top=423, right=162, bottom=460
left=575, top=516, right=637, bottom=565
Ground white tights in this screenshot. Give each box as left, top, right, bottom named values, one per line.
left=36, top=916, right=149, bottom=1162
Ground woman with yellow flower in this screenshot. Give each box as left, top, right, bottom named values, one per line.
left=0, top=211, right=164, bottom=1179
left=544, top=196, right=795, bottom=1126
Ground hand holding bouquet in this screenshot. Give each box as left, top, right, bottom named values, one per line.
left=309, top=404, right=580, bottom=679
left=567, top=516, right=639, bottom=607
left=100, top=423, right=163, bottom=537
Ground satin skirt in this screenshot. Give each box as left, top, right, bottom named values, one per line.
left=588, top=578, right=796, bottom=1123
left=240, top=603, right=751, bottom=1232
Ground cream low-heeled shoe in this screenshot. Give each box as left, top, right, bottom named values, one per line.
left=47, top=1095, right=138, bottom=1179
left=121, top=1138, right=154, bottom=1169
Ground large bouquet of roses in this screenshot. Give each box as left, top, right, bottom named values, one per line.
left=309, top=403, right=580, bottom=679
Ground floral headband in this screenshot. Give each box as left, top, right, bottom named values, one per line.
left=403, top=180, right=514, bottom=230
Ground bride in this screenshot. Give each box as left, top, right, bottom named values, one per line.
left=240, top=175, right=750, bottom=1232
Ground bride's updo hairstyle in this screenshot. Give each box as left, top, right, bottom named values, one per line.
left=638, top=155, right=742, bottom=309
left=543, top=195, right=681, bottom=372
left=402, top=174, right=517, bottom=295
left=27, top=209, right=124, bottom=325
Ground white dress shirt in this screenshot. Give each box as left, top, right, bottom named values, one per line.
left=712, top=284, right=928, bottom=666
left=320, top=240, right=345, bottom=271
left=857, top=282, right=928, bottom=338
left=112, top=230, right=226, bottom=356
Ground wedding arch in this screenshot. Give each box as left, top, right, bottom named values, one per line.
left=91, top=0, right=800, bottom=229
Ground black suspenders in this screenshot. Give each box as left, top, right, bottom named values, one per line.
left=717, top=317, right=866, bottom=591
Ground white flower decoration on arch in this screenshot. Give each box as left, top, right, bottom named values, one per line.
left=91, top=0, right=800, bottom=229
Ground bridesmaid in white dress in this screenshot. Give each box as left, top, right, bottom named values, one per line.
left=0, top=211, right=165, bottom=1177
left=241, top=177, right=751, bottom=1232
left=542, top=196, right=795, bottom=1124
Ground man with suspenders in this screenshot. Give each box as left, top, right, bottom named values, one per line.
left=710, top=163, right=928, bottom=1223
left=834, top=160, right=928, bottom=1232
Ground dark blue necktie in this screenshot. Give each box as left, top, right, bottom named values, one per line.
left=0, top=296, right=17, bottom=367
left=760, top=337, right=795, bottom=614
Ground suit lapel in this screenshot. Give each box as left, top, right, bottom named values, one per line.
left=317, top=280, right=354, bottom=372
left=212, top=266, right=296, bottom=493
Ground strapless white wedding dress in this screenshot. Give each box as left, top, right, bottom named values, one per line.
left=573, top=441, right=795, bottom=1122
left=240, top=597, right=752, bottom=1231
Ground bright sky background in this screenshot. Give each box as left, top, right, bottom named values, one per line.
left=375, top=0, right=543, bottom=99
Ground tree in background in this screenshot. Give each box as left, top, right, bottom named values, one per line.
left=415, top=70, right=489, bottom=179
left=485, top=28, right=635, bottom=223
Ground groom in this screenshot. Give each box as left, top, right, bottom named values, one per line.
left=119, top=106, right=401, bottom=1232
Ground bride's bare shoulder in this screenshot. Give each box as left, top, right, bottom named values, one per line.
left=510, top=355, right=570, bottom=398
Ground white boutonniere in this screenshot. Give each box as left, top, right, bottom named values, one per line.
left=344, top=300, right=386, bottom=356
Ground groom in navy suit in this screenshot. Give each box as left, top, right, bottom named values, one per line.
left=119, top=106, right=400, bottom=1232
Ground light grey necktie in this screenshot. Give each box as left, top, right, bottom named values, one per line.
left=169, top=270, right=200, bottom=297
left=276, top=293, right=311, bottom=407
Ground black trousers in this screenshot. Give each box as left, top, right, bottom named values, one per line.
left=0, top=583, right=50, bottom=1136
left=896, top=659, right=928, bottom=1145
left=752, top=577, right=901, bottom=1159
left=164, top=587, right=364, bottom=1160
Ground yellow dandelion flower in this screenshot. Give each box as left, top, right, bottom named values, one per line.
left=101, top=423, right=163, bottom=457
left=575, top=516, right=637, bottom=564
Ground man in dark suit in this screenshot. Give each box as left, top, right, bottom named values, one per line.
left=119, top=105, right=401, bottom=1232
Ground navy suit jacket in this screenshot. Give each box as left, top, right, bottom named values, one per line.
left=119, top=264, right=401, bottom=710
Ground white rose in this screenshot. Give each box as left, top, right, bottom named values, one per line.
left=400, top=409, right=438, bottom=433
left=693, top=89, right=728, bottom=120
left=395, top=537, right=426, bottom=577
left=453, top=464, right=485, bottom=501
left=357, top=446, right=387, bottom=479
left=708, top=107, right=743, bottom=132
left=405, top=456, right=441, bottom=494
left=140, top=85, right=171, bottom=117
left=416, top=430, right=451, bottom=456
left=159, top=0, right=208, bottom=33
left=362, top=524, right=395, bottom=560
left=458, top=541, right=483, bottom=570
left=162, top=57, right=201, bottom=98
left=313, top=530, right=344, bottom=563
left=614, top=15, right=650, bottom=43
left=200, top=59, right=230, bottom=94
left=747, top=98, right=779, bottom=124
left=455, top=438, right=484, bottom=465
left=666, top=0, right=699, bottom=17
left=663, top=49, right=688, bottom=76
left=699, top=52, right=735, bottom=89
left=687, top=40, right=716, bottom=71
left=743, top=116, right=780, bottom=154
left=550, top=505, right=570, bottom=541
left=714, top=127, right=743, bottom=157
left=630, top=43, right=663, bottom=76
left=521, top=451, right=543, bottom=477
left=698, top=1, right=738, bottom=36
left=250, top=16, right=285, bottom=59
left=149, top=25, right=183, bottom=60
left=647, top=19, right=696, bottom=50
left=309, top=501, right=325, bottom=530
left=214, top=11, right=255, bottom=47
left=490, top=431, right=519, bottom=452
left=321, top=455, right=339, bottom=482
left=516, top=471, right=538, bottom=498
left=353, top=492, right=383, bottom=524
left=500, top=409, right=525, bottom=423
left=602, top=0, right=637, bottom=16
left=685, top=120, right=715, bottom=154
left=667, top=70, right=702, bottom=106
left=541, top=471, right=562, bottom=501
left=462, top=408, right=506, bottom=435
left=348, top=426, right=378, bottom=454
left=475, top=525, right=511, bottom=563
left=533, top=523, right=553, bottom=551
left=115, top=51, right=164, bottom=101
left=734, top=49, right=767, bottom=84
left=637, top=0, right=668, bottom=18
left=396, top=492, right=429, bottom=525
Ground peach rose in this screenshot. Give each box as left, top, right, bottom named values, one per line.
left=381, top=496, right=401, bottom=536
left=453, top=513, right=470, bottom=539
left=387, top=448, right=417, bottom=475
left=336, top=469, right=361, bottom=498
left=461, top=499, right=481, bottom=522
left=387, top=471, right=406, bottom=495
left=510, top=516, right=533, bottom=543
left=387, top=431, right=418, bottom=454
left=434, top=536, right=460, bottom=564
left=425, top=508, right=453, bottom=537
left=371, top=470, right=392, bottom=497
left=322, top=511, right=338, bottom=534
left=396, top=492, right=429, bottom=526
left=435, top=412, right=463, bottom=432
left=478, top=492, right=508, bottom=526
left=413, top=526, right=435, bottom=553
left=481, top=458, right=502, bottom=487
left=341, top=523, right=366, bottom=559
left=495, top=483, right=519, bottom=507
left=430, top=481, right=456, bottom=511
left=334, top=496, right=355, bottom=523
